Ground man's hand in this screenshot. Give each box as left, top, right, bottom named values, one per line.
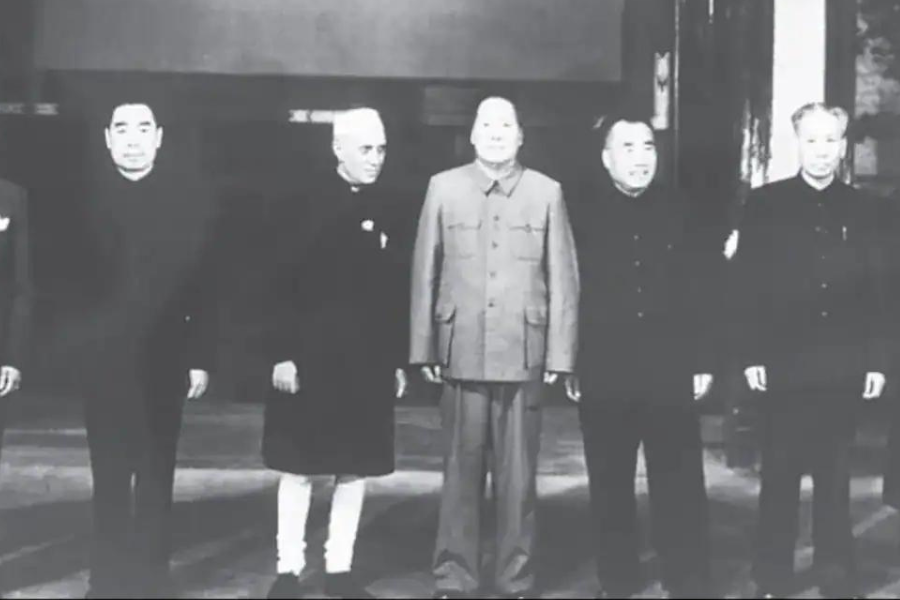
left=724, top=229, right=740, bottom=260
left=543, top=371, right=564, bottom=385
left=744, top=365, right=767, bottom=392
left=421, top=365, right=443, bottom=385
left=273, top=360, right=300, bottom=394
left=187, top=369, right=209, bottom=400
left=0, top=366, right=21, bottom=397
left=864, top=371, right=886, bottom=400
left=395, top=368, right=408, bottom=398
left=564, top=374, right=582, bottom=403
left=693, top=373, right=714, bottom=400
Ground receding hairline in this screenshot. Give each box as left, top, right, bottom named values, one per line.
left=791, top=102, right=849, bottom=137
left=603, top=118, right=655, bottom=149
left=108, top=103, right=158, bottom=128
left=474, top=96, right=520, bottom=124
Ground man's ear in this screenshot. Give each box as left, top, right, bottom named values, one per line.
left=156, top=127, right=164, bottom=149
left=104, top=128, right=112, bottom=150
left=601, top=148, right=612, bottom=172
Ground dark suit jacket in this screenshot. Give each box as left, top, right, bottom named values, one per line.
left=263, top=172, right=410, bottom=372
left=69, top=162, right=219, bottom=398
left=573, top=181, right=718, bottom=399
left=733, top=175, right=885, bottom=394
left=0, top=178, right=32, bottom=369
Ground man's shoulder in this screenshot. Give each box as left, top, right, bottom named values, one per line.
left=521, top=167, right=561, bottom=190
left=430, top=164, right=474, bottom=187
left=0, top=177, right=26, bottom=214
left=0, top=177, right=24, bottom=199
left=750, top=176, right=796, bottom=198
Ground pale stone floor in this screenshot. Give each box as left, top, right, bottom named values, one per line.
left=1, top=394, right=900, bottom=598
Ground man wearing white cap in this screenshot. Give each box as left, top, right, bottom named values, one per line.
left=261, top=107, right=408, bottom=599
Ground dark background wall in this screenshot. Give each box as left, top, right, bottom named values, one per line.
left=32, top=0, right=623, bottom=81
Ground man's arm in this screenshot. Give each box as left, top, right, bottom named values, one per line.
left=730, top=191, right=769, bottom=369
left=544, top=184, right=579, bottom=373
left=183, top=197, right=223, bottom=389
left=3, top=185, right=33, bottom=370
left=409, top=177, right=443, bottom=367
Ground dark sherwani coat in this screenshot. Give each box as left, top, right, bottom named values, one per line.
left=261, top=172, right=408, bottom=476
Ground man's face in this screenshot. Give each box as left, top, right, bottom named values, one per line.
left=796, top=111, right=846, bottom=182
left=105, top=104, right=162, bottom=174
left=602, top=121, right=658, bottom=195
left=334, top=126, right=387, bottom=186
left=470, top=99, right=523, bottom=166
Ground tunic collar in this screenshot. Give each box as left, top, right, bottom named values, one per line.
left=469, top=161, right=524, bottom=197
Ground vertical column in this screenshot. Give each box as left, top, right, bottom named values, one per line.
left=767, top=0, right=827, bottom=182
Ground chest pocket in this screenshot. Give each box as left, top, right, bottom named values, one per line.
left=508, top=214, right=546, bottom=261
left=444, top=213, right=482, bottom=259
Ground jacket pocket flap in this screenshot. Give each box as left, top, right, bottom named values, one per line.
left=525, top=306, right=548, bottom=325
left=508, top=216, right=547, bottom=232
left=446, top=214, right=482, bottom=229
left=435, top=304, right=456, bottom=322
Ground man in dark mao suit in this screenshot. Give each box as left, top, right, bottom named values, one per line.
left=72, top=101, right=218, bottom=599
left=571, top=112, right=715, bottom=599
left=735, top=102, right=885, bottom=599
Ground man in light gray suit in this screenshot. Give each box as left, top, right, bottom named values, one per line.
left=410, top=96, right=580, bottom=599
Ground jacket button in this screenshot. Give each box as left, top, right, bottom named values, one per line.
left=821, top=282, right=828, bottom=289
left=821, top=311, right=829, bottom=317
left=637, top=311, right=644, bottom=318
left=490, top=271, right=497, bottom=279
left=494, top=215, right=500, bottom=222
left=491, top=241, right=499, bottom=249
left=634, top=260, right=641, bottom=267
left=488, top=300, right=496, bottom=307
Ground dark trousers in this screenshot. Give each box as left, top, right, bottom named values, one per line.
left=578, top=399, right=710, bottom=596
left=84, top=387, right=184, bottom=597
left=753, top=396, right=858, bottom=596
left=433, top=380, right=543, bottom=595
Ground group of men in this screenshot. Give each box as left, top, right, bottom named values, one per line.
left=0, top=94, right=895, bottom=600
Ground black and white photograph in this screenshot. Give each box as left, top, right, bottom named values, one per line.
left=2, top=0, right=900, bottom=598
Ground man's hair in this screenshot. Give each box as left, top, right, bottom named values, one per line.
left=790, top=102, right=849, bottom=138
left=104, top=101, right=161, bottom=129
left=332, top=107, right=384, bottom=141
left=591, top=108, right=655, bottom=150
left=472, top=95, right=521, bottom=127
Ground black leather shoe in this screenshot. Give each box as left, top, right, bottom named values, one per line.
left=267, top=574, right=301, bottom=599
left=324, top=572, right=375, bottom=599
left=432, top=591, right=471, bottom=599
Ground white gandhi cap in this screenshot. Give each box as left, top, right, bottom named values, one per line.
left=332, top=107, right=385, bottom=139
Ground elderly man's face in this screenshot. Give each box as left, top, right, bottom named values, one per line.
left=602, top=121, right=658, bottom=195
left=105, top=104, right=162, bottom=174
left=334, top=127, right=387, bottom=186
left=796, top=111, right=846, bottom=182
left=470, top=99, right=523, bottom=166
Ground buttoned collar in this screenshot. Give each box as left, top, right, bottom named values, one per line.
left=795, top=172, right=841, bottom=195
left=469, top=161, right=524, bottom=197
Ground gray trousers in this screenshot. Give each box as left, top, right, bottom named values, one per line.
left=433, top=379, right=543, bottom=594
